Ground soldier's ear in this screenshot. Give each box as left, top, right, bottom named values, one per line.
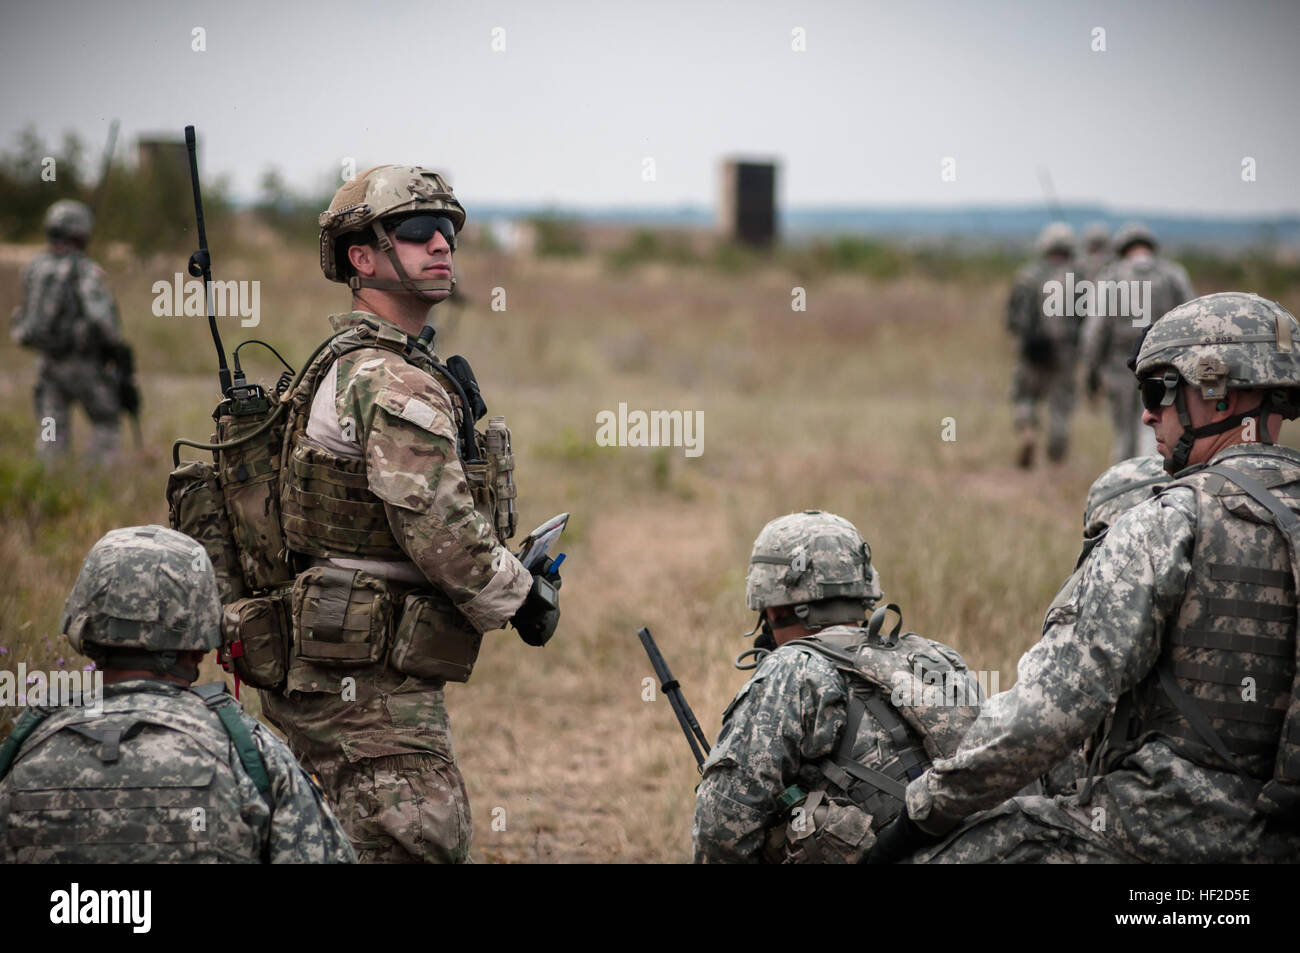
left=347, top=242, right=378, bottom=277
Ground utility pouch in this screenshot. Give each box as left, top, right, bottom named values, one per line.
left=290, top=566, right=392, bottom=668
left=389, top=590, right=483, bottom=683
left=220, top=590, right=291, bottom=690
left=166, top=458, right=247, bottom=604
left=215, top=393, right=294, bottom=591
left=484, top=415, right=517, bottom=540
left=765, top=790, right=875, bottom=865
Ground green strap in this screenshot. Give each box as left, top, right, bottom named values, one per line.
left=0, top=709, right=51, bottom=780
left=190, top=685, right=272, bottom=801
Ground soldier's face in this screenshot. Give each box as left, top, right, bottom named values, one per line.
left=389, top=225, right=454, bottom=297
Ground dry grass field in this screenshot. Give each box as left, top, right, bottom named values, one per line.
left=2, top=231, right=1297, bottom=862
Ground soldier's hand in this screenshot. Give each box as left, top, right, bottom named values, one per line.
left=860, top=810, right=941, bottom=865
left=511, top=572, right=560, bottom=647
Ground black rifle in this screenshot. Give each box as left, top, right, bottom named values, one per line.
left=636, top=627, right=711, bottom=772
left=184, top=125, right=232, bottom=397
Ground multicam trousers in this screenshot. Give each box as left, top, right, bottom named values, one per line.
left=261, top=671, right=472, bottom=864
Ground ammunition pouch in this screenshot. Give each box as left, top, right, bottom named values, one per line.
left=166, top=458, right=247, bottom=604
left=290, top=566, right=393, bottom=668
left=764, top=789, right=875, bottom=864
left=220, top=590, right=291, bottom=691
left=467, top=415, right=517, bottom=541
left=389, top=590, right=483, bottom=683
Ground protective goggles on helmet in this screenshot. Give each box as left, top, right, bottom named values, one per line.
left=387, top=214, right=457, bottom=248
left=1138, top=369, right=1182, bottom=413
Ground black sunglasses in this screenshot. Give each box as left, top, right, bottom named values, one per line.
left=1138, top=370, right=1181, bottom=413
left=388, top=214, right=457, bottom=247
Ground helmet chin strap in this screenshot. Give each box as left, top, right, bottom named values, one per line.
left=347, top=219, right=455, bottom=300
left=1166, top=388, right=1272, bottom=475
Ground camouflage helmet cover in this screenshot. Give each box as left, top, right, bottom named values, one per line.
left=319, top=165, right=465, bottom=283
left=1083, top=221, right=1110, bottom=249
left=44, top=199, right=93, bottom=242
left=1083, top=454, right=1167, bottom=537
left=1035, top=221, right=1075, bottom=257
left=1114, top=221, right=1158, bottom=255
left=746, top=510, right=882, bottom=611
left=60, top=525, right=221, bottom=653
left=1133, top=293, right=1300, bottom=399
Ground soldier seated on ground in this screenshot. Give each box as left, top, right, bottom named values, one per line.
left=692, top=510, right=983, bottom=863
left=0, top=525, right=355, bottom=863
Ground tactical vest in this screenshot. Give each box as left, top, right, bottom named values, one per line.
left=0, top=683, right=271, bottom=863
left=761, top=612, right=983, bottom=863
left=168, top=316, right=516, bottom=692
left=1099, top=455, right=1300, bottom=817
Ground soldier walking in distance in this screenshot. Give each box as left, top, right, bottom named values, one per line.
left=1007, top=222, right=1081, bottom=468
left=1078, top=222, right=1113, bottom=284
left=693, top=510, right=981, bottom=863
left=0, top=526, right=355, bottom=863
left=866, top=293, right=1300, bottom=864
left=9, top=200, right=132, bottom=465
left=1081, top=222, right=1196, bottom=463
left=254, top=166, right=561, bottom=863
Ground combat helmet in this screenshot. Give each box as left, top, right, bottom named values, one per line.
left=1133, top=292, right=1300, bottom=473
left=44, top=199, right=93, bottom=244
left=746, top=510, right=882, bottom=638
left=1082, top=454, right=1167, bottom=538
left=61, top=525, right=221, bottom=680
left=1082, top=221, right=1110, bottom=252
left=1035, top=222, right=1075, bottom=257
left=1113, top=221, right=1157, bottom=256
left=319, top=165, right=465, bottom=297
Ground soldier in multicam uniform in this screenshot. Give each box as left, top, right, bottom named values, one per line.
left=692, top=511, right=981, bottom=863
left=0, top=525, right=355, bottom=863
left=257, top=166, right=559, bottom=863
left=867, top=292, right=1300, bottom=864
left=1081, top=222, right=1196, bottom=463
left=1008, top=222, right=1081, bottom=468
left=9, top=199, right=128, bottom=465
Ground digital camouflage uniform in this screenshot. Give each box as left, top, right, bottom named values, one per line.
left=903, top=295, right=1300, bottom=864
left=1080, top=223, right=1195, bottom=463
left=9, top=201, right=124, bottom=464
left=1078, top=222, right=1112, bottom=285
left=693, top=511, right=981, bottom=863
left=0, top=525, right=355, bottom=863
left=1036, top=454, right=1169, bottom=798
left=260, top=166, right=535, bottom=864
left=1008, top=223, right=1080, bottom=465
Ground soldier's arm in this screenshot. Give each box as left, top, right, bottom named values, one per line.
left=75, top=259, right=122, bottom=347
left=251, top=722, right=357, bottom=863
left=905, top=491, right=1198, bottom=835
left=342, top=355, right=530, bottom=633
left=1006, top=275, right=1031, bottom=335
left=692, top=651, right=846, bottom=863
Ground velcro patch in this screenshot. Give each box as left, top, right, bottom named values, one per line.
left=399, top=397, right=439, bottom=431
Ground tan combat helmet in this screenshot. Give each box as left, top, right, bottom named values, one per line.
left=319, top=165, right=466, bottom=297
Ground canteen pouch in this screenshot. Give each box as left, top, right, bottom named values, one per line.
left=388, top=590, right=483, bottom=683
left=166, top=458, right=247, bottom=604
left=290, top=566, right=393, bottom=668
left=220, top=591, right=290, bottom=691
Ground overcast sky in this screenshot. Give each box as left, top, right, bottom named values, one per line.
left=2, top=0, right=1297, bottom=215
